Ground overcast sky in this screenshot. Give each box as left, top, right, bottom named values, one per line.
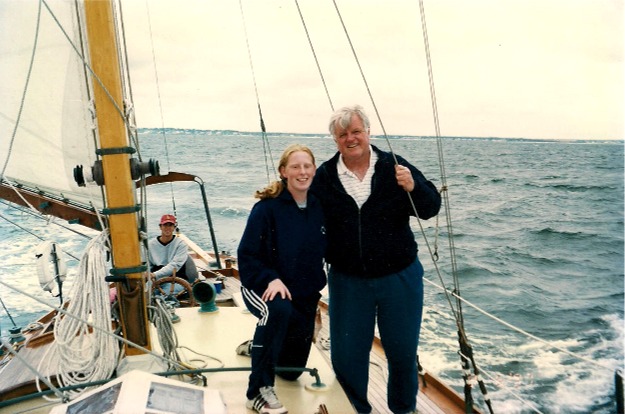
left=120, top=0, right=623, bottom=140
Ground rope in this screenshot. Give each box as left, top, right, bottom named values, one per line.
left=415, top=2, right=493, bottom=411
left=459, top=350, right=545, bottom=414
left=0, top=296, right=17, bottom=328
left=40, top=0, right=126, bottom=130
left=0, top=209, right=86, bottom=261
left=329, top=0, right=466, bottom=331
left=0, top=264, right=208, bottom=405
left=150, top=297, right=183, bottom=371
left=237, top=0, right=277, bottom=184
left=177, top=345, right=225, bottom=369
left=0, top=338, right=65, bottom=401
left=0, top=277, right=193, bottom=369
left=147, top=296, right=223, bottom=383
left=423, top=277, right=617, bottom=372
left=37, top=231, right=119, bottom=401
left=140, top=0, right=178, bottom=216
left=328, top=1, right=491, bottom=409
left=0, top=1, right=55, bottom=217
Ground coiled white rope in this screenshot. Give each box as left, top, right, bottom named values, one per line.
left=37, top=230, right=119, bottom=401
left=150, top=297, right=182, bottom=371
left=148, top=297, right=224, bottom=383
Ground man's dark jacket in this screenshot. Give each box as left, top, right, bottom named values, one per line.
left=311, top=145, right=441, bottom=278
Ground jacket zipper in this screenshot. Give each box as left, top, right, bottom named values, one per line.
left=357, top=207, right=366, bottom=274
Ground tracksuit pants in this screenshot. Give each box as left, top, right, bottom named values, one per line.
left=241, top=287, right=320, bottom=400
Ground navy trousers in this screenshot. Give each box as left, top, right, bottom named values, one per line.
left=329, top=258, right=424, bottom=414
left=241, top=287, right=319, bottom=399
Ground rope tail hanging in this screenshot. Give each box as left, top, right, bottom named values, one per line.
left=238, top=0, right=277, bottom=185
left=331, top=0, right=493, bottom=411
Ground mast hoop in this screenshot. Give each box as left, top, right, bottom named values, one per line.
left=109, top=265, right=148, bottom=276
left=96, top=147, right=136, bottom=155
left=102, top=205, right=141, bottom=215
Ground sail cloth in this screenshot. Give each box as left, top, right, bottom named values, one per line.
left=0, top=0, right=107, bottom=210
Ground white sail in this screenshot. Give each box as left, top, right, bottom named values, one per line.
left=0, top=0, right=103, bottom=209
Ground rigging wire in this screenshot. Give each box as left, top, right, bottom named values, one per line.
left=140, top=0, right=178, bottom=218
left=0, top=337, right=65, bottom=401
left=417, top=0, right=462, bottom=326
left=75, top=0, right=109, bottom=211
left=330, top=1, right=492, bottom=410
left=329, top=1, right=444, bottom=270
left=415, top=1, right=492, bottom=411
left=3, top=0, right=142, bottom=233
left=0, top=297, right=17, bottom=328
left=424, top=278, right=618, bottom=412
left=329, top=1, right=462, bottom=324
left=424, top=277, right=616, bottom=372
left=0, top=210, right=83, bottom=262
left=238, top=0, right=277, bottom=184
left=115, top=0, right=141, bottom=156
left=0, top=200, right=91, bottom=244
left=41, top=0, right=126, bottom=135
left=0, top=277, right=195, bottom=379
left=294, top=0, right=335, bottom=112
left=115, top=0, right=150, bottom=249
left=330, top=0, right=393, bottom=150
left=470, top=359, right=545, bottom=414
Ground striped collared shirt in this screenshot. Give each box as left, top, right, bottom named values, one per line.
left=337, top=146, right=378, bottom=208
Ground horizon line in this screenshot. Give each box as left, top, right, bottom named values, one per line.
left=137, top=127, right=623, bottom=143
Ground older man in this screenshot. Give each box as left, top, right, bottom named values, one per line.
left=311, top=105, right=441, bottom=414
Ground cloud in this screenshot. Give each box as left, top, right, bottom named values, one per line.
left=122, top=0, right=624, bottom=140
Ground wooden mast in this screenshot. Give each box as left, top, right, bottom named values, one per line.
left=83, top=0, right=150, bottom=354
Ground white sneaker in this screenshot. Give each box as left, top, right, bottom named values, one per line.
left=246, top=386, right=288, bottom=414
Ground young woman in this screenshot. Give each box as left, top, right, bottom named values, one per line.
left=238, top=144, right=326, bottom=414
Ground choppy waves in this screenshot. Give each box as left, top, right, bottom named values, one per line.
left=1, top=133, right=622, bottom=413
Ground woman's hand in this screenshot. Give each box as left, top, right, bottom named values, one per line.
left=263, top=279, right=292, bottom=301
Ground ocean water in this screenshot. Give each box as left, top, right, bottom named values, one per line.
left=0, top=131, right=623, bottom=413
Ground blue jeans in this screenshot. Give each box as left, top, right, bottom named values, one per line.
left=329, top=258, right=424, bottom=414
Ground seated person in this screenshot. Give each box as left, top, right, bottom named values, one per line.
left=148, top=214, right=198, bottom=293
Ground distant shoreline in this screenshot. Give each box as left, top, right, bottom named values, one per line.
left=138, top=128, right=623, bottom=144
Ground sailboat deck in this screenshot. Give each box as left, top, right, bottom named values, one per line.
left=169, top=306, right=355, bottom=413
left=222, top=275, right=467, bottom=414
left=0, top=273, right=468, bottom=414
left=314, top=305, right=465, bottom=414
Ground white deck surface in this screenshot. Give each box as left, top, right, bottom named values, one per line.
left=171, top=306, right=355, bottom=413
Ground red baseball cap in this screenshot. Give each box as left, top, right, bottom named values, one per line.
left=159, top=214, right=177, bottom=225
